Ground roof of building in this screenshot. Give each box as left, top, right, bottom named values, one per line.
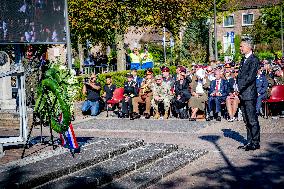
left=224, top=0, right=281, bottom=10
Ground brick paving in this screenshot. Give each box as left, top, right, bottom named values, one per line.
left=0, top=111, right=284, bottom=188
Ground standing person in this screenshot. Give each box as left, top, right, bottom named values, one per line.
left=141, top=47, right=154, bottom=69
left=237, top=40, right=261, bottom=151
left=131, top=69, right=143, bottom=88
left=129, top=48, right=141, bottom=70
left=81, top=73, right=101, bottom=116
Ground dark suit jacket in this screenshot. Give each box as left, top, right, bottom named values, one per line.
left=237, top=54, right=260, bottom=100
left=209, top=79, right=228, bottom=97
left=256, top=75, right=268, bottom=96
left=123, top=81, right=138, bottom=97
left=174, top=78, right=191, bottom=101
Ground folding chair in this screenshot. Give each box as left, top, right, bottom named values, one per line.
left=263, top=85, right=284, bottom=118
left=106, top=88, right=124, bottom=117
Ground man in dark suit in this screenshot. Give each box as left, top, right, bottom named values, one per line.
left=207, top=70, right=228, bottom=121
left=121, top=74, right=138, bottom=119
left=237, top=40, right=261, bottom=151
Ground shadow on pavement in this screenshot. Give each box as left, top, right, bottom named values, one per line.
left=221, top=128, right=247, bottom=145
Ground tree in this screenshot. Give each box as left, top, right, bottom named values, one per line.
left=68, top=0, right=232, bottom=70
left=243, top=4, right=283, bottom=52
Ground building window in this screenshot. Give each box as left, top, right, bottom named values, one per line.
left=242, top=13, right=254, bottom=26
left=223, top=15, right=234, bottom=27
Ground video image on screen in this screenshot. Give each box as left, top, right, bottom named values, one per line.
left=0, top=0, right=66, bottom=44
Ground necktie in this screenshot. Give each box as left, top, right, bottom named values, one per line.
left=216, top=80, right=219, bottom=91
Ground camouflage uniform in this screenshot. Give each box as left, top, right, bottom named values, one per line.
left=151, top=76, right=173, bottom=118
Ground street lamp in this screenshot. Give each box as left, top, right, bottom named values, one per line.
left=214, top=0, right=218, bottom=61
left=64, top=0, right=72, bottom=69
left=281, top=3, right=284, bottom=57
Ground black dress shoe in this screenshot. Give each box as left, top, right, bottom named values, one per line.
left=237, top=144, right=249, bottom=149
left=216, top=116, right=221, bottom=121
left=133, top=112, right=141, bottom=119
left=245, top=144, right=260, bottom=151
left=206, top=116, right=213, bottom=121
left=144, top=113, right=150, bottom=119
left=189, top=118, right=196, bottom=121
left=130, top=113, right=134, bottom=120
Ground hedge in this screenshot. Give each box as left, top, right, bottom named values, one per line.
left=74, top=66, right=177, bottom=101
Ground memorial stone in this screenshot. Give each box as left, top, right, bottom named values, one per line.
left=0, top=51, right=16, bottom=110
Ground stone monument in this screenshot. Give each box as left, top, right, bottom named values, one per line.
left=0, top=51, right=16, bottom=110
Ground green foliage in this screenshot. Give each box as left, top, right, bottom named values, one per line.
left=74, top=66, right=176, bottom=101
left=233, top=34, right=242, bottom=62
left=147, top=43, right=175, bottom=67
left=73, top=57, right=81, bottom=70
left=243, top=4, right=283, bottom=52
left=255, top=52, right=276, bottom=60
left=35, top=64, right=78, bottom=134
left=181, top=19, right=209, bottom=66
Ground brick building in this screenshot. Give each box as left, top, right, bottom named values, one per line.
left=217, top=0, right=281, bottom=54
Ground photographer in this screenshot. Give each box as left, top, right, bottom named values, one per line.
left=81, top=73, right=101, bottom=116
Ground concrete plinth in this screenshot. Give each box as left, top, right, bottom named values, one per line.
left=0, top=52, right=16, bottom=110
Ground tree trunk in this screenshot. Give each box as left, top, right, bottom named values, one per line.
left=78, top=39, right=84, bottom=73
left=116, top=33, right=126, bottom=71
left=208, top=18, right=214, bottom=61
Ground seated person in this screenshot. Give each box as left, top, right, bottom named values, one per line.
left=132, top=69, right=154, bottom=119
left=188, top=69, right=209, bottom=121
left=207, top=70, right=228, bottom=121
left=273, top=66, right=284, bottom=85
left=121, top=74, right=138, bottom=118
left=151, top=75, right=173, bottom=119
left=256, top=69, right=268, bottom=115
left=102, top=76, right=116, bottom=110
left=81, top=73, right=101, bottom=116
left=171, top=67, right=192, bottom=118
left=226, top=69, right=240, bottom=122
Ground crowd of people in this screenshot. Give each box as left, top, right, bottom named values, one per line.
left=81, top=50, right=284, bottom=122
left=0, top=0, right=65, bottom=43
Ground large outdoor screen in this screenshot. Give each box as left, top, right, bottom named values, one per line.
left=0, top=0, right=66, bottom=44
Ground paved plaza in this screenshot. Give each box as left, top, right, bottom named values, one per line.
left=0, top=113, right=284, bottom=188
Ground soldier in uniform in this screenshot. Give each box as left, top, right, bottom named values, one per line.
left=151, top=75, right=173, bottom=119
left=273, top=67, right=284, bottom=85
left=121, top=73, right=138, bottom=119
left=162, top=66, right=174, bottom=88
left=132, top=69, right=154, bottom=119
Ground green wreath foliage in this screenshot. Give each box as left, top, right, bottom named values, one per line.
left=35, top=64, right=78, bottom=134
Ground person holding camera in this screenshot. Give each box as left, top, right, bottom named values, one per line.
left=81, top=73, right=101, bottom=116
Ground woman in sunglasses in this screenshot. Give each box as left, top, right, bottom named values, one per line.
left=81, top=73, right=102, bottom=116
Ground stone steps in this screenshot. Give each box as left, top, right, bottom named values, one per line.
left=101, top=149, right=208, bottom=189
left=37, top=143, right=178, bottom=189
left=0, top=138, right=144, bottom=189
left=0, top=138, right=208, bottom=189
